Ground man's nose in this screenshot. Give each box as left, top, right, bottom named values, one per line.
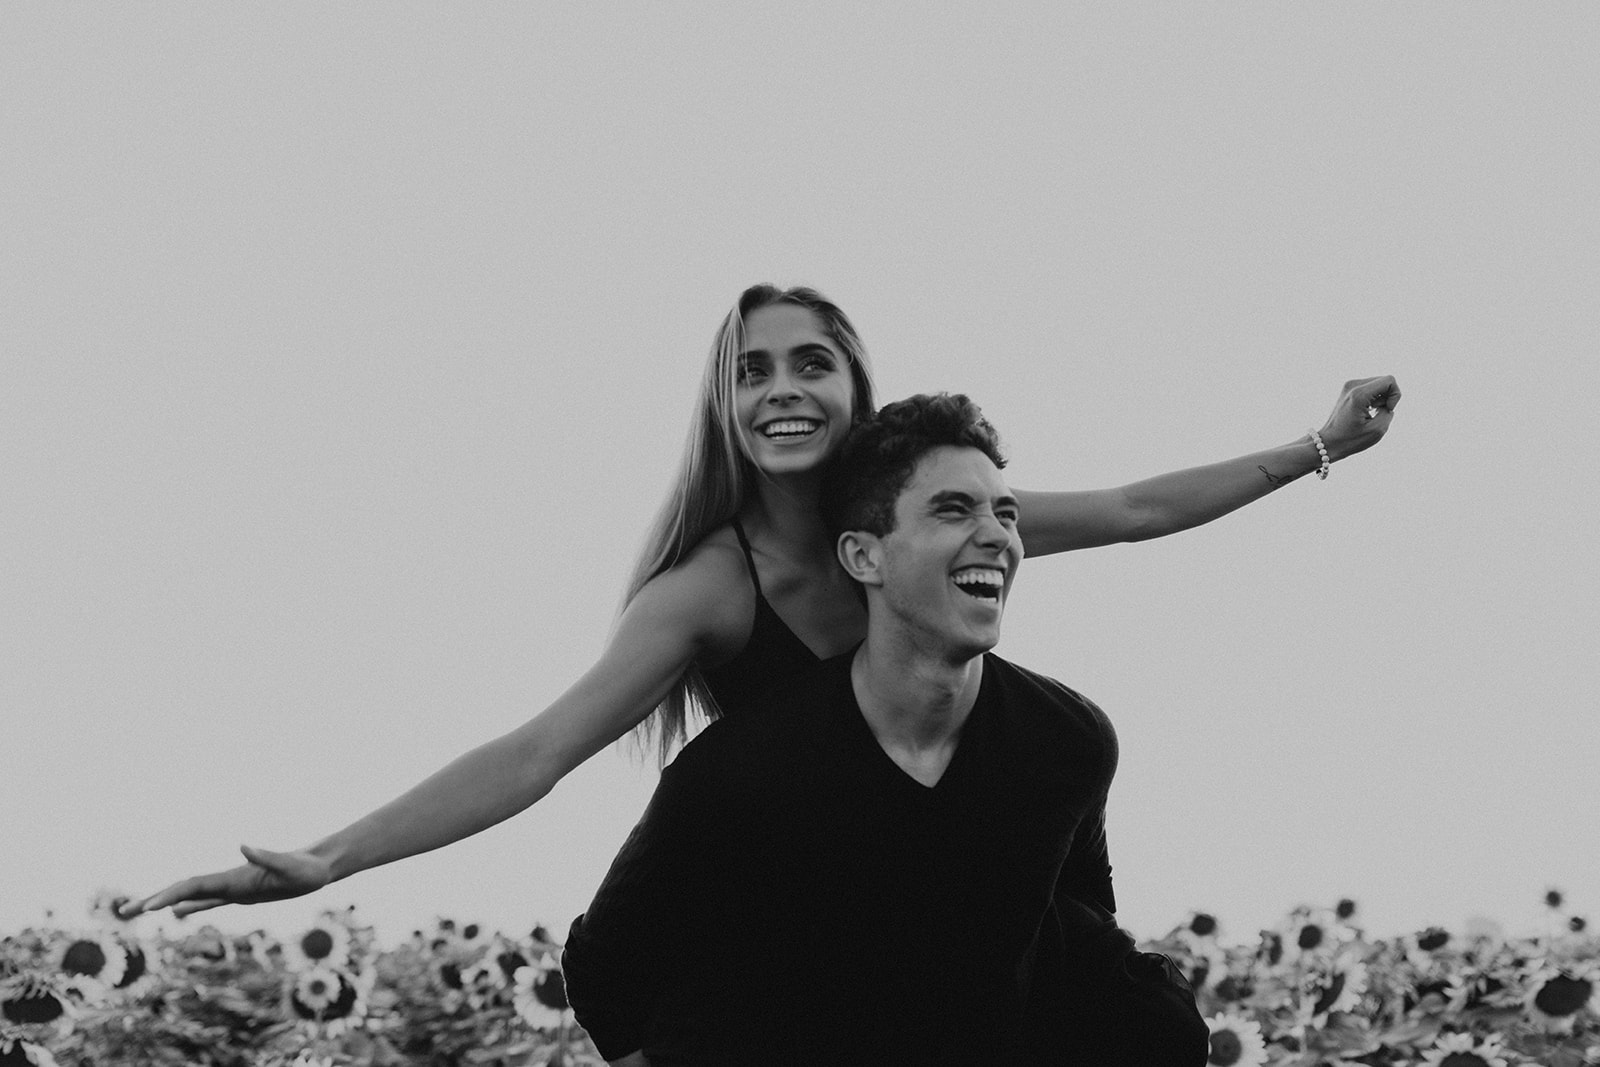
left=973, top=511, right=1011, bottom=547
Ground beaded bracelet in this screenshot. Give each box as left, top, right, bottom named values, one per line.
left=1309, top=430, right=1330, bottom=480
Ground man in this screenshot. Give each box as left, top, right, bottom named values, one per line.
left=563, top=393, right=1202, bottom=1066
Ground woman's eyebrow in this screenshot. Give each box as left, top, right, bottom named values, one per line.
left=738, top=342, right=836, bottom=360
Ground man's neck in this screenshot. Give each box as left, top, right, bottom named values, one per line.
left=850, top=635, right=984, bottom=787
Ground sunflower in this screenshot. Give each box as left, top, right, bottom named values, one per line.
left=1280, top=907, right=1349, bottom=966
left=490, top=936, right=531, bottom=985
left=1524, top=966, right=1598, bottom=1033
left=283, top=917, right=351, bottom=973
left=512, top=955, right=568, bottom=1031
left=460, top=959, right=513, bottom=1011
left=1417, top=1030, right=1509, bottom=1067
left=0, top=1037, right=60, bottom=1067
left=86, top=890, right=138, bottom=929
left=0, top=972, right=73, bottom=1030
left=287, top=966, right=365, bottom=1036
left=1203, top=1011, right=1267, bottom=1067
left=1303, top=953, right=1368, bottom=1024
left=58, top=933, right=127, bottom=999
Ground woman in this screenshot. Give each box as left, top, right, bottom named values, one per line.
left=128, top=283, right=1398, bottom=918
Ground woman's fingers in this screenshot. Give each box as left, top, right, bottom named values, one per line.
left=136, top=875, right=217, bottom=914
left=132, top=856, right=273, bottom=914
left=126, top=846, right=328, bottom=918
left=172, top=898, right=228, bottom=919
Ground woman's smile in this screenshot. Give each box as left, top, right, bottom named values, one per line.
left=736, top=303, right=854, bottom=474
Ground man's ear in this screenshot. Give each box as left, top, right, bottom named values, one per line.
left=836, top=529, right=884, bottom=588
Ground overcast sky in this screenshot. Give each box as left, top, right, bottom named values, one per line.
left=5, top=3, right=1598, bottom=949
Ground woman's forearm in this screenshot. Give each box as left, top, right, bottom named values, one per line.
left=1015, top=436, right=1318, bottom=555
left=307, top=564, right=726, bottom=882
left=308, top=724, right=563, bottom=882
left=1117, top=434, right=1322, bottom=539
left=1017, top=376, right=1398, bottom=556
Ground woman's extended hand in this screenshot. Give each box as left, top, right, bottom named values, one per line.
left=123, top=845, right=333, bottom=919
left=1317, top=375, right=1401, bottom=461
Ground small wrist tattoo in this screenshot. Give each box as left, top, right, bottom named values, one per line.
left=1259, top=465, right=1301, bottom=487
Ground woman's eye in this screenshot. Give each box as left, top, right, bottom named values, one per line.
left=798, top=356, right=835, bottom=374
left=737, top=364, right=768, bottom=384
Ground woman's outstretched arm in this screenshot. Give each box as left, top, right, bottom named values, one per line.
left=125, top=545, right=748, bottom=919
left=1014, top=375, right=1400, bottom=557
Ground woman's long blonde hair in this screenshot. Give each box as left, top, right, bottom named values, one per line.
left=623, top=284, right=876, bottom=763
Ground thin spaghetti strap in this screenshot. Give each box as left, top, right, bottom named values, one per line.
left=729, top=518, right=764, bottom=597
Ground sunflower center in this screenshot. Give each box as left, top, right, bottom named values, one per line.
left=1533, top=974, right=1593, bottom=1017
left=534, top=968, right=569, bottom=1010
left=63, top=939, right=108, bottom=977
left=1417, top=927, right=1450, bottom=951
left=301, top=929, right=335, bottom=960
left=1438, top=1054, right=1489, bottom=1067
left=118, top=947, right=147, bottom=987
left=1298, top=924, right=1324, bottom=951
left=1208, top=1029, right=1243, bottom=1065
left=2, top=989, right=66, bottom=1025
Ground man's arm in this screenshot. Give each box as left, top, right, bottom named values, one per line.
left=562, top=743, right=721, bottom=1063
left=1039, top=805, right=1209, bottom=1067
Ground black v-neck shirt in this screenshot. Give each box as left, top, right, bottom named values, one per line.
left=564, top=651, right=1119, bottom=1066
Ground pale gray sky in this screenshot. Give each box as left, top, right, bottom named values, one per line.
left=5, top=3, right=1597, bottom=947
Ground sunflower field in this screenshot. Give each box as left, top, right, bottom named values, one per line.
left=3, top=891, right=1597, bottom=1067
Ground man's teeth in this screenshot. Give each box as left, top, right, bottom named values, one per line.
left=952, top=568, right=1005, bottom=598
left=762, top=420, right=819, bottom=438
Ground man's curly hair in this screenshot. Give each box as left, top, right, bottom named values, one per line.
left=820, top=393, right=1007, bottom=539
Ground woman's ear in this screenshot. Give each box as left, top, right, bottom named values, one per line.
left=836, top=529, right=884, bottom=588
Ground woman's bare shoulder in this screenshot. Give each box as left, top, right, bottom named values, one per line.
left=632, top=524, right=756, bottom=663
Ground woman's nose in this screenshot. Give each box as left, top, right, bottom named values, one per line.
left=764, top=367, right=802, bottom=403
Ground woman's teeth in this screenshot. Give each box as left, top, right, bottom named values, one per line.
left=762, top=420, right=820, bottom=439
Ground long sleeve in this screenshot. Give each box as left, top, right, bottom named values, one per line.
left=562, top=748, right=716, bottom=1061
left=1055, top=805, right=1117, bottom=916
left=1029, top=809, right=1208, bottom=1067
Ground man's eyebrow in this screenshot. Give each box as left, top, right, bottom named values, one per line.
left=926, top=490, right=1020, bottom=511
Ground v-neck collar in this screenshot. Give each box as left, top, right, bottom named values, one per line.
left=840, top=653, right=991, bottom=794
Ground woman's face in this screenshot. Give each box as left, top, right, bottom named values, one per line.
left=734, top=302, right=857, bottom=477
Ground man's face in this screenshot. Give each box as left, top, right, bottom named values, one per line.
left=871, top=445, right=1024, bottom=663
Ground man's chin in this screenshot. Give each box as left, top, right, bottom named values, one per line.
left=943, top=631, right=1000, bottom=664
